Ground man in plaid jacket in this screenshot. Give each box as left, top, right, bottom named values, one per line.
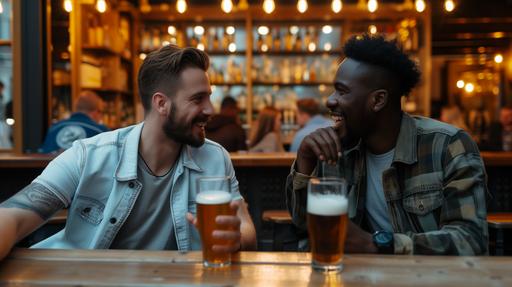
left=286, top=34, right=488, bottom=255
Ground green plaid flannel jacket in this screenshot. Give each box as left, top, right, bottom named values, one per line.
left=286, top=113, right=488, bottom=255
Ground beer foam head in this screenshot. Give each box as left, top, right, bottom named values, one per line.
left=196, top=190, right=232, bottom=205
left=307, top=194, right=348, bottom=216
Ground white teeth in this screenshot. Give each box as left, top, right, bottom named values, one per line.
left=331, top=116, right=343, bottom=122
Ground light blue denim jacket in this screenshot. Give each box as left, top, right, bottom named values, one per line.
left=32, top=122, right=241, bottom=251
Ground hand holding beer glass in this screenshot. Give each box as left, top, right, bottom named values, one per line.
left=196, top=176, right=236, bottom=267
left=307, top=178, right=348, bottom=273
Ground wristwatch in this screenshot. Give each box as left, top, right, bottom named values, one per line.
left=372, top=231, right=394, bottom=254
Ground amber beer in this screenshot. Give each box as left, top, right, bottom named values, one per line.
left=196, top=190, right=234, bottom=267
left=307, top=193, right=348, bottom=272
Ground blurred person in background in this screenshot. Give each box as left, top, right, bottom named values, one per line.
left=289, top=98, right=332, bottom=152
left=440, top=105, right=470, bottom=132
left=206, top=96, right=247, bottom=152
left=39, top=90, right=109, bottom=154
left=249, top=106, right=285, bottom=152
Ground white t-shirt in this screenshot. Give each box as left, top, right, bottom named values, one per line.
left=365, top=149, right=395, bottom=232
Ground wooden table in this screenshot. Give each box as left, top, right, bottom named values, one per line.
left=0, top=249, right=511, bottom=286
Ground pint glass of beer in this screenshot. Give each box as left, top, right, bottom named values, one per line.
left=307, top=178, right=348, bottom=272
left=196, top=176, right=235, bottom=267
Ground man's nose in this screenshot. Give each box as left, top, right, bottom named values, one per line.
left=204, top=100, right=214, bottom=116
left=326, top=93, right=338, bottom=110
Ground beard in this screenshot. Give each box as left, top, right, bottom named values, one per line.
left=162, top=105, right=206, bottom=148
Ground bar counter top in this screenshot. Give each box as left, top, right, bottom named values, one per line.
left=1, top=151, right=512, bottom=168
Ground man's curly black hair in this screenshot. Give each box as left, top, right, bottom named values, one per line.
left=343, top=34, right=421, bottom=97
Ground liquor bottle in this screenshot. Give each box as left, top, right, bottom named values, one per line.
left=284, top=31, right=293, bottom=51
left=212, top=34, right=220, bottom=51
left=222, top=31, right=230, bottom=50
left=294, top=34, right=302, bottom=51
left=141, top=29, right=151, bottom=51
left=151, top=29, right=160, bottom=49
left=257, top=35, right=264, bottom=51
left=273, top=28, right=281, bottom=51
left=190, top=36, right=199, bottom=48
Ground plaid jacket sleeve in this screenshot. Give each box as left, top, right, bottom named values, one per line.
left=395, top=131, right=489, bottom=255
left=285, top=162, right=314, bottom=232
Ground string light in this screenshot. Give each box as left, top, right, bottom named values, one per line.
left=228, top=43, right=237, bottom=53
left=415, top=0, right=425, bottom=13
left=221, top=0, right=233, bottom=13
left=176, top=0, right=187, bottom=14
left=331, top=0, right=342, bottom=13
left=263, top=0, right=275, bottom=14
left=96, top=0, right=107, bottom=13
left=369, top=25, right=377, bottom=34
left=226, top=26, right=236, bottom=35
left=5, top=118, right=14, bottom=126
left=323, top=42, right=332, bottom=51
left=194, top=26, right=205, bottom=35
left=368, top=0, right=378, bottom=13
left=456, top=80, right=465, bottom=89
left=308, top=42, right=316, bottom=52
left=444, top=0, right=455, bottom=12
left=167, top=25, right=177, bottom=35
left=494, top=54, right=504, bottom=64
left=322, top=25, right=333, bottom=34
left=464, top=83, right=474, bottom=93
left=257, top=26, right=269, bottom=35
left=290, top=26, right=299, bottom=35
left=297, top=0, right=308, bottom=13
left=63, top=0, right=72, bottom=13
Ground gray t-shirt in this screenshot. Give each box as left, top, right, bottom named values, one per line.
left=110, top=154, right=177, bottom=250
left=365, top=149, right=395, bottom=232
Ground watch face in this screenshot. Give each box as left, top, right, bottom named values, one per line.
left=375, top=231, right=393, bottom=244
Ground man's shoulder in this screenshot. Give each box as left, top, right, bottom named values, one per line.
left=79, top=124, right=137, bottom=148
left=412, top=115, right=461, bottom=137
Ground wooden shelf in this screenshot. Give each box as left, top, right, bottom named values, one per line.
left=210, top=83, right=246, bottom=86
left=139, top=49, right=246, bottom=56
left=252, top=82, right=332, bottom=86
left=82, top=45, right=131, bottom=62
left=87, top=87, right=132, bottom=95
left=253, top=50, right=342, bottom=56
left=0, top=40, right=12, bottom=46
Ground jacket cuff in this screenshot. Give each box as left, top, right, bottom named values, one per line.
left=290, top=160, right=315, bottom=191
left=394, top=233, right=413, bottom=255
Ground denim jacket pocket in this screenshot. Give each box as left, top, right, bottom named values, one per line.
left=403, top=183, right=444, bottom=216
left=74, top=195, right=105, bottom=225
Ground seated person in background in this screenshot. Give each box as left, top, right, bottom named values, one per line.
left=206, top=96, right=247, bottom=152
left=249, top=106, right=285, bottom=152
left=289, top=98, right=333, bottom=152
left=286, top=34, right=488, bottom=255
left=39, top=90, right=109, bottom=153
left=0, top=45, right=256, bottom=261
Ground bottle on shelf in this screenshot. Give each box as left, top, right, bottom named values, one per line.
left=294, top=34, right=302, bottom=51
left=273, top=28, right=281, bottom=51
left=284, top=30, right=293, bottom=51
left=222, top=30, right=230, bottom=51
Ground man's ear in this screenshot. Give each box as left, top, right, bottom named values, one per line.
left=152, top=92, right=171, bottom=116
left=369, top=89, right=388, bottom=112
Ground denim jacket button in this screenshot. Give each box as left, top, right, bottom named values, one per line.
left=83, top=207, right=91, bottom=213
left=128, top=182, right=135, bottom=188
left=418, top=204, right=424, bottom=211
left=109, top=217, right=117, bottom=224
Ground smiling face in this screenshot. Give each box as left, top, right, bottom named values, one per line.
left=162, top=67, right=214, bottom=147
left=326, top=58, right=378, bottom=140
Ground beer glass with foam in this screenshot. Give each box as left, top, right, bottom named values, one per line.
left=307, top=178, right=348, bottom=272
left=196, top=176, right=234, bottom=267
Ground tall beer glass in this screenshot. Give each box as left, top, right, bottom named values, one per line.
left=196, top=176, right=234, bottom=267
left=307, top=178, right=348, bottom=273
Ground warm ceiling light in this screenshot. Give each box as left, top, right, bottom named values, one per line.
left=228, top=43, right=237, bottom=52
left=176, top=0, right=187, bottom=13
left=368, top=0, right=378, bottom=13
left=331, top=0, right=342, bottom=13
left=322, top=25, right=333, bottom=34
left=226, top=26, right=235, bottom=35
left=369, top=25, right=377, bottom=34
left=257, top=26, right=269, bottom=35
left=221, top=0, right=233, bottom=13
left=444, top=0, right=455, bottom=12
left=96, top=0, right=107, bottom=13
left=263, top=0, right=275, bottom=14
left=464, top=83, right=474, bottom=93
left=297, top=0, right=308, bottom=13
left=495, top=54, right=504, bottom=64
left=415, top=0, right=425, bottom=12
left=456, top=80, right=465, bottom=89
left=290, top=26, right=299, bottom=35
left=194, top=25, right=205, bottom=35
left=167, top=25, right=177, bottom=35
left=63, top=0, right=72, bottom=13
left=197, top=43, right=205, bottom=51
left=139, top=53, right=147, bottom=60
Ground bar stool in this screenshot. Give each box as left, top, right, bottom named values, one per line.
left=487, top=213, right=512, bottom=255
left=262, top=210, right=295, bottom=251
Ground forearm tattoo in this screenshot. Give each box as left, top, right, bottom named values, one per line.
left=0, top=183, right=64, bottom=220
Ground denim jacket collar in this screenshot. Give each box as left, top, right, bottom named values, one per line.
left=114, top=122, right=202, bottom=182
left=392, top=113, right=418, bottom=165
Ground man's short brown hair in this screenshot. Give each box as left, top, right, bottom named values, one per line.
left=138, top=45, right=210, bottom=112
left=296, top=98, right=320, bottom=116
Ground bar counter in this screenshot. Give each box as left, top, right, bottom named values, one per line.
left=1, top=151, right=512, bottom=168
left=1, top=248, right=511, bottom=286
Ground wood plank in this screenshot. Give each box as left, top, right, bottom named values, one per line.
left=1, top=249, right=511, bottom=286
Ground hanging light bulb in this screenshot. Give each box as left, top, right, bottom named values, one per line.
left=415, top=0, right=425, bottom=12
left=228, top=42, right=237, bottom=53
left=369, top=25, right=377, bottom=34
left=444, top=0, right=455, bottom=12
left=263, top=0, right=275, bottom=14
left=63, top=0, right=72, bottom=13
left=495, top=54, right=504, bottom=64
left=331, top=0, right=342, bottom=13
left=167, top=25, right=177, bottom=35
left=368, top=0, right=378, bottom=13
left=297, top=0, right=308, bottom=13
left=96, top=0, right=107, bottom=13
left=221, top=0, right=233, bottom=13
left=322, top=25, right=333, bottom=34
left=226, top=26, right=236, bottom=35
left=176, top=0, right=187, bottom=14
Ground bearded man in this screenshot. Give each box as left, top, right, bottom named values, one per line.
left=0, top=45, right=256, bottom=260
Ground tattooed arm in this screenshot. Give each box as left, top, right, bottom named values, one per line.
left=0, top=183, right=65, bottom=260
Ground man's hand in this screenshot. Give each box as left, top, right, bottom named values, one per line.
left=187, top=200, right=242, bottom=253
left=345, top=220, right=378, bottom=254
left=296, top=119, right=346, bottom=175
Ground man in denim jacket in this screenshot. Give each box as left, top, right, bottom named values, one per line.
left=0, top=45, right=256, bottom=260
left=286, top=35, right=488, bottom=255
